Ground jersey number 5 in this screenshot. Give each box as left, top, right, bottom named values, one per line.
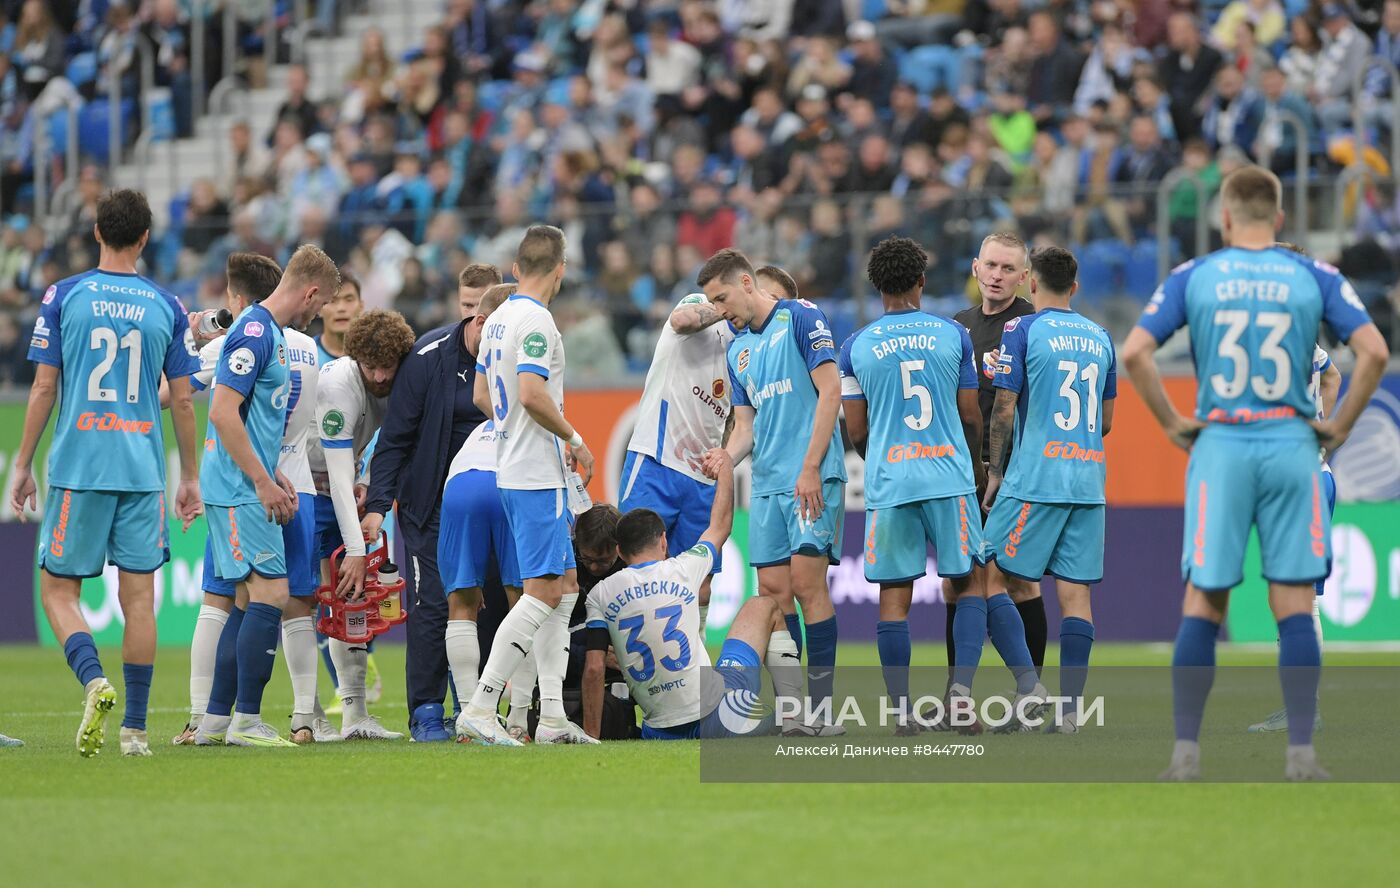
left=617, top=604, right=692, bottom=683
left=1054, top=360, right=1101, bottom=433
left=88, top=328, right=142, bottom=403
left=900, top=360, right=933, bottom=431
left=481, top=347, right=510, bottom=421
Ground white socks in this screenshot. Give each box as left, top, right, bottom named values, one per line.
left=1312, top=595, right=1324, bottom=649
left=507, top=649, right=537, bottom=731
left=330, top=639, right=369, bottom=725
left=468, top=594, right=553, bottom=714
left=699, top=605, right=710, bottom=637
left=534, top=593, right=577, bottom=725
left=281, top=616, right=319, bottom=725
left=189, top=605, right=229, bottom=726
left=445, top=620, right=480, bottom=710
left=765, top=630, right=804, bottom=704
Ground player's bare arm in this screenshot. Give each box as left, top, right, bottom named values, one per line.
left=1312, top=323, right=1388, bottom=451
left=797, top=361, right=841, bottom=522
left=209, top=383, right=295, bottom=524
left=9, top=363, right=59, bottom=520
left=711, top=405, right=754, bottom=475
left=699, top=450, right=736, bottom=550
left=1121, top=327, right=1205, bottom=451
left=843, top=399, right=869, bottom=458
left=982, top=388, right=1014, bottom=511
left=1320, top=361, right=1341, bottom=419
left=516, top=371, right=594, bottom=484
left=669, top=295, right=725, bottom=335
left=167, top=374, right=203, bottom=530
left=1101, top=397, right=1116, bottom=437
left=473, top=371, right=492, bottom=419
left=582, top=646, right=607, bottom=739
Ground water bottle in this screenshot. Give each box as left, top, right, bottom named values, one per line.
left=197, top=308, right=234, bottom=336
left=566, top=471, right=592, bottom=515
left=377, top=562, right=401, bottom=621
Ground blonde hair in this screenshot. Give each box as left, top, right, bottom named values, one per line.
left=1221, top=165, right=1282, bottom=225
left=478, top=282, right=517, bottom=318
left=283, top=244, right=341, bottom=296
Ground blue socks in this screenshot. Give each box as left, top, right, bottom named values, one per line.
left=951, top=596, right=988, bottom=691
left=122, top=663, right=153, bottom=730
left=1059, top=617, right=1095, bottom=706
left=876, top=620, right=911, bottom=717
left=207, top=606, right=244, bottom=718
left=63, top=632, right=104, bottom=687
left=784, top=613, right=803, bottom=658
left=1278, top=613, right=1321, bottom=746
left=987, top=593, right=1037, bottom=694
left=234, top=602, right=283, bottom=716
left=1171, top=616, right=1220, bottom=742
left=804, top=616, right=837, bottom=716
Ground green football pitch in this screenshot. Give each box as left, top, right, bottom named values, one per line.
left=3, top=642, right=1398, bottom=886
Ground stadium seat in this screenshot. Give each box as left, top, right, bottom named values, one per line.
left=77, top=98, right=136, bottom=164
left=65, top=52, right=98, bottom=87
left=861, top=0, right=888, bottom=21
left=1124, top=240, right=1160, bottom=303
left=477, top=80, right=511, bottom=114
left=898, top=45, right=956, bottom=96
left=1076, top=240, right=1124, bottom=305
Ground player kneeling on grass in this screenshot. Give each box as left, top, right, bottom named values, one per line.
left=582, top=451, right=805, bottom=740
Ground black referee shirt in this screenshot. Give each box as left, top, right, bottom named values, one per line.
left=954, top=297, right=1036, bottom=463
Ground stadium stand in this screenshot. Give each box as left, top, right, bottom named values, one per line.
left=1, top=0, right=1399, bottom=384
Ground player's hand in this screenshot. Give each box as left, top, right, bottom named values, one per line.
left=354, top=484, right=368, bottom=517
left=175, top=479, right=203, bottom=531
left=189, top=310, right=221, bottom=345
left=701, top=448, right=729, bottom=480
left=1166, top=415, right=1207, bottom=451
left=361, top=511, right=385, bottom=543
left=571, top=440, right=595, bottom=486
left=255, top=474, right=296, bottom=525
left=1310, top=418, right=1348, bottom=453
left=982, top=471, right=1002, bottom=514
left=974, top=459, right=989, bottom=497
left=337, top=554, right=367, bottom=599
left=9, top=466, right=36, bottom=522
left=795, top=464, right=824, bottom=523
left=275, top=470, right=297, bottom=508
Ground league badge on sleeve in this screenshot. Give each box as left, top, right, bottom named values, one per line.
left=228, top=347, right=256, bottom=375
left=523, top=332, right=548, bottom=359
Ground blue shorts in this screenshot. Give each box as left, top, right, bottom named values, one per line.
left=206, top=502, right=287, bottom=581
left=203, top=493, right=316, bottom=596
left=750, top=480, right=845, bottom=568
left=37, top=488, right=168, bottom=578
left=640, top=639, right=765, bottom=741
left=500, top=487, right=576, bottom=580
left=984, top=496, right=1105, bottom=585
left=864, top=494, right=983, bottom=583
left=1316, top=468, right=1337, bottom=597
left=1183, top=424, right=1331, bottom=591
left=440, top=469, right=521, bottom=591
left=620, top=451, right=721, bottom=571
left=313, top=494, right=344, bottom=560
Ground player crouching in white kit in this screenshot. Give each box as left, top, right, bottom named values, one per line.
left=311, top=309, right=416, bottom=740
left=582, top=451, right=805, bottom=740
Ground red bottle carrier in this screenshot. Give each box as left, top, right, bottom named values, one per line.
left=315, top=532, right=408, bottom=642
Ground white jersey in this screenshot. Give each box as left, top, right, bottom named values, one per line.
left=626, top=295, right=735, bottom=483
left=194, top=328, right=318, bottom=495
left=445, top=420, right=499, bottom=484
left=585, top=542, right=720, bottom=729
left=1310, top=345, right=1332, bottom=471
left=308, top=356, right=386, bottom=495
left=479, top=294, right=568, bottom=490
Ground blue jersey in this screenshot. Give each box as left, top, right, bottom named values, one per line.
left=26, top=270, right=198, bottom=492
left=314, top=335, right=341, bottom=367
left=838, top=310, right=979, bottom=508
left=727, top=299, right=847, bottom=496
left=1137, top=248, right=1372, bottom=426
left=200, top=304, right=291, bottom=507
left=995, top=309, right=1117, bottom=505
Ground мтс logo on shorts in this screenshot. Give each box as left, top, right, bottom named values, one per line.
left=523, top=332, right=548, bottom=359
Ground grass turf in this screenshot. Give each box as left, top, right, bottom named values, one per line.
left=2, top=642, right=1398, bottom=886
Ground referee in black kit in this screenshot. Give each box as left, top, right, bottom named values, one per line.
left=951, top=233, right=1047, bottom=673
left=361, top=266, right=504, bottom=742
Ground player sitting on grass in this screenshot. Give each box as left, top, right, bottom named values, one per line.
left=583, top=450, right=804, bottom=740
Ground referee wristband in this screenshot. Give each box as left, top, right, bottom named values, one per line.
left=568, top=431, right=584, bottom=449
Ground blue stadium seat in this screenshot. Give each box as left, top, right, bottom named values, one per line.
left=861, top=0, right=888, bottom=21
left=1075, top=240, right=1124, bottom=305
left=77, top=98, right=136, bottom=164
left=477, top=80, right=511, bottom=114
left=65, top=52, right=97, bottom=87
left=1124, top=239, right=1160, bottom=303
left=898, top=45, right=952, bottom=96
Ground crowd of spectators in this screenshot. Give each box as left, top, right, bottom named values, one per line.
left=3, top=0, right=1400, bottom=381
